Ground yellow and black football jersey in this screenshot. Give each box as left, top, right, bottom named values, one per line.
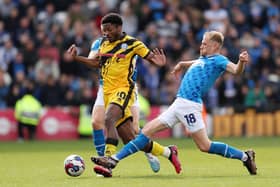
left=98, top=33, right=150, bottom=94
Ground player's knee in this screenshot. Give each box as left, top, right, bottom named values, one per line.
left=104, top=111, right=121, bottom=127
left=92, top=122, right=103, bottom=130
left=134, top=128, right=140, bottom=134
left=104, top=114, right=119, bottom=128
left=197, top=144, right=210, bottom=152
left=92, top=118, right=104, bottom=129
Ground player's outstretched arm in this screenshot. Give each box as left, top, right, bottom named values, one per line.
left=146, top=48, right=166, bottom=66
left=67, top=44, right=100, bottom=68
left=171, top=60, right=195, bottom=79
left=226, top=50, right=249, bottom=75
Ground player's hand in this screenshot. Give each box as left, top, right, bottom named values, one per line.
left=239, top=50, right=249, bottom=64
left=171, top=63, right=183, bottom=80
left=67, top=44, right=78, bottom=58
left=151, top=48, right=166, bottom=66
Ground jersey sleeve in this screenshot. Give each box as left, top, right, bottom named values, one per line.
left=90, top=38, right=102, bottom=52
left=217, top=55, right=230, bottom=70
left=133, top=40, right=150, bottom=58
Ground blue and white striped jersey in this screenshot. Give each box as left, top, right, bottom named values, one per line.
left=177, top=54, right=229, bottom=103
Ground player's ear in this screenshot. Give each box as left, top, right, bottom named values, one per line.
left=213, top=42, right=220, bottom=50
left=117, top=25, right=122, bottom=32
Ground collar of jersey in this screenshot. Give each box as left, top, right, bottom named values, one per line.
left=200, top=54, right=220, bottom=58
left=106, top=32, right=127, bottom=43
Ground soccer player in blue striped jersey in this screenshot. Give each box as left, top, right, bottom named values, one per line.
left=88, top=38, right=160, bottom=173
left=92, top=30, right=257, bottom=176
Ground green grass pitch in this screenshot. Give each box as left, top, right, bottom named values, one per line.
left=1, top=137, right=279, bottom=187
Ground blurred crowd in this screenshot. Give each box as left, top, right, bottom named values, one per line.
left=0, top=0, right=280, bottom=114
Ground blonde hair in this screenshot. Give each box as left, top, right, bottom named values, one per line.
left=204, top=31, right=224, bottom=46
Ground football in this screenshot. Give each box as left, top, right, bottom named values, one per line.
left=64, top=154, right=85, bottom=177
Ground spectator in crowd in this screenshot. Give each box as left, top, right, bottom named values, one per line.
left=39, top=75, right=61, bottom=106
left=203, top=0, right=228, bottom=33
left=120, top=1, right=138, bottom=36
left=38, top=36, right=60, bottom=62
left=6, top=83, right=22, bottom=107
left=0, top=69, right=10, bottom=108
left=244, top=81, right=267, bottom=111
left=0, top=21, right=10, bottom=46
left=3, top=6, right=20, bottom=38
left=21, top=38, right=38, bottom=74
left=218, top=72, right=240, bottom=107
left=156, top=9, right=180, bottom=38
left=0, top=38, right=17, bottom=71
left=9, top=52, right=25, bottom=78
left=15, top=79, right=42, bottom=141
left=0, top=0, right=16, bottom=18
left=34, top=55, right=60, bottom=81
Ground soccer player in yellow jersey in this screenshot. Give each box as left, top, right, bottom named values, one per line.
left=68, top=13, right=181, bottom=177
left=86, top=38, right=161, bottom=174
left=67, top=13, right=181, bottom=177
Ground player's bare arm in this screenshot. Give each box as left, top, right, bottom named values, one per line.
left=67, top=44, right=100, bottom=68
left=145, top=48, right=166, bottom=66
left=226, top=50, right=249, bottom=75
left=171, top=60, right=195, bottom=79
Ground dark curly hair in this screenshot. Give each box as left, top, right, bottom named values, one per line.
left=101, top=13, right=123, bottom=26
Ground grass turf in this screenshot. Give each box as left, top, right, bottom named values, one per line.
left=1, top=137, right=279, bottom=187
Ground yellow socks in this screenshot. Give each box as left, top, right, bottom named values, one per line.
left=105, top=144, right=117, bottom=156
left=150, top=141, right=164, bottom=156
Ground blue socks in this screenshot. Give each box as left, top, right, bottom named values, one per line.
left=93, top=129, right=105, bottom=156
left=115, top=133, right=150, bottom=160
left=208, top=141, right=243, bottom=160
